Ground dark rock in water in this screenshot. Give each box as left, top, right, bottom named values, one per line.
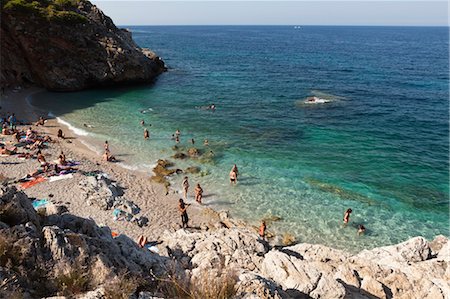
left=0, top=0, right=166, bottom=90
left=187, top=147, right=201, bottom=157
left=172, top=152, right=187, bottom=159
left=185, top=166, right=201, bottom=174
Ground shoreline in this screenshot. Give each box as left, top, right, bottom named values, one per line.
left=1, top=85, right=445, bottom=253
left=1, top=85, right=231, bottom=242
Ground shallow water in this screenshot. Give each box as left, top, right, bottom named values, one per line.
left=31, top=26, right=449, bottom=252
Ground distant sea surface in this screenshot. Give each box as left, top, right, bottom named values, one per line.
left=31, top=26, right=449, bottom=252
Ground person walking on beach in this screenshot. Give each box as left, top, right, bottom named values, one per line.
left=144, top=128, right=149, bottom=140
left=343, top=208, right=352, bottom=225
left=182, top=176, right=189, bottom=199
left=178, top=198, right=190, bottom=228
left=194, top=183, right=203, bottom=204
left=259, top=221, right=266, bottom=240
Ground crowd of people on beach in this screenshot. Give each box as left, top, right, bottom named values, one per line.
left=0, top=112, right=79, bottom=184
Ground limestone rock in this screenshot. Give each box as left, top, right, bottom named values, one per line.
left=1, top=0, right=165, bottom=90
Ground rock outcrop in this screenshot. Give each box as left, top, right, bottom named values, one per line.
left=1, top=186, right=448, bottom=298
left=1, top=0, right=165, bottom=90
left=0, top=186, right=165, bottom=298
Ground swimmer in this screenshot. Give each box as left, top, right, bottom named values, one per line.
left=175, top=129, right=181, bottom=136
left=140, top=120, right=145, bottom=126
left=357, top=224, right=366, bottom=236
left=175, top=136, right=180, bottom=143
left=144, top=128, right=149, bottom=140
left=204, top=139, right=209, bottom=146
left=182, top=176, right=189, bottom=200
left=191, top=138, right=195, bottom=145
left=343, top=208, right=352, bottom=225
left=194, top=183, right=203, bottom=203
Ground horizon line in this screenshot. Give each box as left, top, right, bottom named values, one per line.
left=118, top=24, right=450, bottom=27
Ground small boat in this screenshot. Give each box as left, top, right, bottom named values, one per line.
left=304, top=96, right=331, bottom=104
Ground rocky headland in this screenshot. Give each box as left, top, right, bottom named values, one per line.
left=1, top=0, right=165, bottom=91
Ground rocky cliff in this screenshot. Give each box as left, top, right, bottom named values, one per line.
left=1, top=186, right=449, bottom=298
left=0, top=0, right=165, bottom=91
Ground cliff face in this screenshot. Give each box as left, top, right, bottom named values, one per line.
left=0, top=0, right=165, bottom=91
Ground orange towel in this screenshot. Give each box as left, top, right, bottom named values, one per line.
left=20, top=177, right=47, bottom=189
left=111, top=231, right=119, bottom=238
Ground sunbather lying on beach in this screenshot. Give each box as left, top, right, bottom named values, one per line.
left=0, top=145, right=17, bottom=155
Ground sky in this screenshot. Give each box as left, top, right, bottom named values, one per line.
left=91, top=1, right=449, bottom=26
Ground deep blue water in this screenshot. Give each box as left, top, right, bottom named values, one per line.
left=32, top=26, right=449, bottom=251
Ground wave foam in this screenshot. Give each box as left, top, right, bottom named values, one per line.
left=49, top=113, right=90, bottom=136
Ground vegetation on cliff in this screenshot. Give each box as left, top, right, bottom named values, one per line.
left=2, top=0, right=87, bottom=23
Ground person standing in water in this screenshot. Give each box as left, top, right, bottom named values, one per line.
left=231, top=164, right=239, bottom=177
left=144, top=128, right=149, bottom=140
left=140, top=120, right=145, bottom=126
left=194, top=183, right=203, bottom=204
left=178, top=198, right=190, bottom=228
left=229, top=169, right=237, bottom=184
left=357, top=224, right=366, bottom=236
left=343, top=208, right=352, bottom=225
left=204, top=139, right=209, bottom=146
left=182, top=176, right=189, bottom=200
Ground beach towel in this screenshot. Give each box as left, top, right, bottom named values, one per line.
left=49, top=173, right=73, bottom=182
left=32, top=199, right=49, bottom=209
left=145, top=244, right=159, bottom=253
left=111, top=231, right=119, bottom=238
left=20, top=177, right=47, bottom=189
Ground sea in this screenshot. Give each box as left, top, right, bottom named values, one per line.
left=30, top=26, right=449, bottom=252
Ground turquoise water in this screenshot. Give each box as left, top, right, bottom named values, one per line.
left=31, top=26, right=449, bottom=251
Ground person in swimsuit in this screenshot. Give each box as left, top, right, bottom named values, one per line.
left=178, top=198, right=190, bottom=228
left=58, top=151, right=67, bottom=166
left=229, top=170, right=237, bottom=184
left=204, top=139, right=209, bottom=146
left=104, top=141, right=109, bottom=153
left=182, top=176, right=189, bottom=199
left=343, top=208, right=352, bottom=225
left=231, top=164, right=239, bottom=177
left=57, top=129, right=64, bottom=139
left=357, top=224, right=366, bottom=236
left=175, top=136, right=180, bottom=143
left=259, top=221, right=266, bottom=240
left=140, top=120, right=145, bottom=126
left=175, top=129, right=181, bottom=136
left=144, top=128, right=149, bottom=140
left=194, top=183, right=203, bottom=203
left=191, top=138, right=195, bottom=145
